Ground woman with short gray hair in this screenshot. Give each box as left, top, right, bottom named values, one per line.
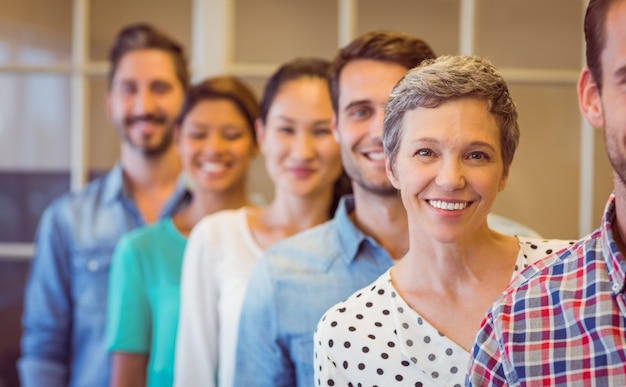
left=314, top=55, right=574, bottom=387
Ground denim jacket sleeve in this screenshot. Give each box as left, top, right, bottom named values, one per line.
left=233, top=257, right=296, bottom=387
left=19, top=201, right=73, bottom=387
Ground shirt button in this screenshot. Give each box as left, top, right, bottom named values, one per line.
left=87, top=259, right=100, bottom=272
left=612, top=283, right=621, bottom=292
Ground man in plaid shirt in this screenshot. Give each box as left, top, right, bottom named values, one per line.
left=467, top=0, right=626, bottom=385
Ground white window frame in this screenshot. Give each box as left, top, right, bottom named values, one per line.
left=0, top=0, right=593, bottom=260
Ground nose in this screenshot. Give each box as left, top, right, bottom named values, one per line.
left=368, top=109, right=385, bottom=142
left=133, top=87, right=156, bottom=115
left=206, top=133, right=228, bottom=154
left=291, top=131, right=316, bottom=161
left=435, top=159, right=465, bottom=191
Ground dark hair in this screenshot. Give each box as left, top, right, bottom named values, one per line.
left=584, top=0, right=620, bottom=90
left=260, top=57, right=352, bottom=217
left=177, top=76, right=260, bottom=143
left=259, top=57, right=331, bottom=123
left=329, top=30, right=436, bottom=113
left=108, top=23, right=189, bottom=90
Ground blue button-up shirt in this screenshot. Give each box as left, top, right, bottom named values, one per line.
left=19, top=164, right=189, bottom=387
left=234, top=195, right=395, bottom=387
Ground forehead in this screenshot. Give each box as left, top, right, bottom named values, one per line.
left=112, top=49, right=179, bottom=84
left=338, top=59, right=408, bottom=107
left=400, top=98, right=500, bottom=144
left=267, top=78, right=332, bottom=117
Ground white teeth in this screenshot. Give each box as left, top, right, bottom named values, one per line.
left=428, top=200, right=468, bottom=211
left=367, top=152, right=384, bottom=161
left=200, top=162, right=226, bottom=173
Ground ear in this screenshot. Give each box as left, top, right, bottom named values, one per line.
left=255, top=118, right=267, bottom=154
left=331, top=114, right=340, bottom=143
left=578, top=67, right=604, bottom=129
left=385, top=156, right=401, bottom=190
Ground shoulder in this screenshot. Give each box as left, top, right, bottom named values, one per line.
left=193, top=208, right=246, bottom=234
left=497, top=233, right=597, bottom=313
left=260, top=219, right=340, bottom=274
left=38, top=174, right=112, bottom=226
left=118, top=218, right=172, bottom=250
left=517, top=236, right=577, bottom=262
left=317, top=271, right=390, bottom=332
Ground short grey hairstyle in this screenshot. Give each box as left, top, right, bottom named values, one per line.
left=383, top=55, right=519, bottom=176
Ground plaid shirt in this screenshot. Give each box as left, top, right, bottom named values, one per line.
left=467, top=193, right=626, bottom=386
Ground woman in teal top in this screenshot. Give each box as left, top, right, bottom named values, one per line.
left=106, top=76, right=260, bottom=387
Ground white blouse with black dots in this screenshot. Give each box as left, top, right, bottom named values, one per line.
left=313, top=237, right=575, bottom=387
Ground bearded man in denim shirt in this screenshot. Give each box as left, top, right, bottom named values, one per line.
left=19, top=23, right=190, bottom=387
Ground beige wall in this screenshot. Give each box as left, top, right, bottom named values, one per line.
left=83, top=0, right=612, bottom=239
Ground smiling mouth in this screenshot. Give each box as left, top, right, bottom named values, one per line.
left=428, top=200, right=469, bottom=211
left=364, top=151, right=384, bottom=161
left=200, top=162, right=227, bottom=173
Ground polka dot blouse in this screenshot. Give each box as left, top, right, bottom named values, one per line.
left=314, top=237, right=575, bottom=387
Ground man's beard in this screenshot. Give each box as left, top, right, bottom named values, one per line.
left=119, top=113, right=175, bottom=158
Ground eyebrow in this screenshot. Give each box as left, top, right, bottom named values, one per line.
left=410, top=137, right=498, bottom=152
left=277, top=115, right=331, bottom=126
left=343, top=100, right=371, bottom=112
left=613, top=63, right=626, bottom=81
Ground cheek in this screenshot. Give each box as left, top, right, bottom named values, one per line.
left=231, top=142, right=256, bottom=164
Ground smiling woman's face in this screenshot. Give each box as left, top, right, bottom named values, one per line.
left=387, top=97, right=508, bottom=244
left=257, top=77, right=342, bottom=198
left=177, top=99, right=256, bottom=195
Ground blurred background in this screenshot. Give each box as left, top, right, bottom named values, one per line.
left=0, top=0, right=607, bottom=385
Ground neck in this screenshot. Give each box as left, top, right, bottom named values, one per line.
left=247, top=187, right=333, bottom=250
left=120, top=143, right=181, bottom=191
left=351, top=186, right=409, bottom=260
left=262, top=188, right=332, bottom=231
left=398, top=225, right=518, bottom=291
left=612, top=176, right=626, bottom=255
left=174, top=188, right=249, bottom=236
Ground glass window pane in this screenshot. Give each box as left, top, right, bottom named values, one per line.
left=357, top=0, right=459, bottom=56
left=0, top=0, right=73, bottom=65
left=0, top=74, right=71, bottom=169
left=89, top=0, right=192, bottom=62
left=0, top=73, right=71, bottom=243
left=0, top=172, right=69, bottom=243
left=477, top=0, right=583, bottom=69
left=491, top=83, right=581, bottom=239
left=234, top=0, right=338, bottom=64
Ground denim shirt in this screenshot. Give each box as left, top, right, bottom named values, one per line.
left=234, top=195, right=394, bottom=387
left=19, top=164, right=189, bottom=387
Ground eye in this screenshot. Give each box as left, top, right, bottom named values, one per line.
left=466, top=151, right=490, bottom=161
left=151, top=81, right=173, bottom=94
left=278, top=127, right=295, bottom=135
left=313, top=127, right=332, bottom=137
left=223, top=130, right=244, bottom=141
left=118, top=82, right=136, bottom=96
left=415, top=148, right=435, bottom=157
left=187, top=130, right=206, bottom=140
left=348, top=106, right=373, bottom=120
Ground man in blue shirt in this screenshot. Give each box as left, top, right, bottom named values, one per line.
left=19, top=24, right=190, bottom=387
left=233, top=31, right=436, bottom=387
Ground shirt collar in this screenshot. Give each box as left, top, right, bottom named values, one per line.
left=101, top=163, right=192, bottom=212
left=335, top=194, right=369, bottom=264
left=102, top=163, right=125, bottom=205
left=600, top=193, right=626, bottom=295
